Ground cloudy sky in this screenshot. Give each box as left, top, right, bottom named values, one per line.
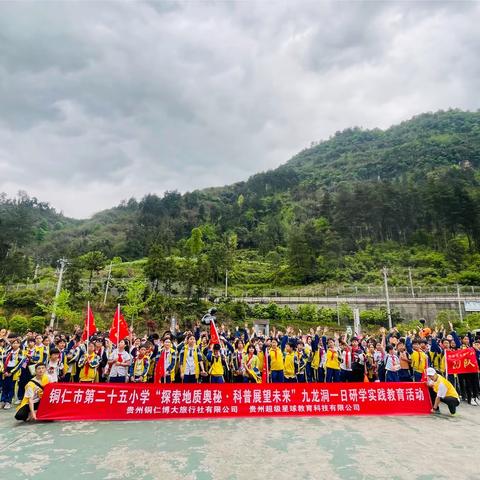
left=0, top=1, right=479, bottom=218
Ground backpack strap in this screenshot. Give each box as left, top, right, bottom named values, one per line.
left=29, top=379, right=45, bottom=391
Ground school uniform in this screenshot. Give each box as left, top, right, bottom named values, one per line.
left=385, top=353, right=400, bottom=382
left=231, top=350, right=247, bottom=383
left=296, top=350, right=308, bottom=383
left=325, top=349, right=340, bottom=382
left=154, top=348, right=176, bottom=383
left=18, top=346, right=43, bottom=400
left=243, top=353, right=261, bottom=383
left=130, top=354, right=150, bottom=382
left=268, top=347, right=285, bottom=383
left=1, top=349, right=24, bottom=405
left=283, top=351, right=298, bottom=383
left=14, top=375, right=49, bottom=421
left=78, top=352, right=101, bottom=382
left=206, top=351, right=228, bottom=383
left=179, top=346, right=203, bottom=383
left=311, top=335, right=326, bottom=382
left=108, top=350, right=131, bottom=383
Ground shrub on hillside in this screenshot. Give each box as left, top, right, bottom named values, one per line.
left=9, top=314, right=29, bottom=335
left=5, top=289, right=40, bottom=308
left=29, top=315, right=47, bottom=333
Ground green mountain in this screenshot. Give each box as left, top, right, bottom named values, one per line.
left=3, top=109, right=480, bottom=286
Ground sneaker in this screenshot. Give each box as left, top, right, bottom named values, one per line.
left=0, top=402, right=5, bottom=409
left=13, top=399, right=20, bottom=406
left=469, top=399, right=478, bottom=406
left=3, top=403, right=11, bottom=410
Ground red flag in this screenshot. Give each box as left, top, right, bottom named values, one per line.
left=81, top=303, right=97, bottom=342
left=209, top=319, right=220, bottom=346
left=109, top=305, right=129, bottom=345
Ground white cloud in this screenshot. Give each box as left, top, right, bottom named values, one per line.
left=0, top=1, right=479, bottom=217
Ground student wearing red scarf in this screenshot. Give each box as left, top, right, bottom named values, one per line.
left=108, top=340, right=131, bottom=383
left=130, top=344, right=150, bottom=383
left=78, top=343, right=101, bottom=382
left=154, top=338, right=176, bottom=383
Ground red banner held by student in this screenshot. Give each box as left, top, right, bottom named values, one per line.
left=37, top=382, right=432, bottom=421
left=445, top=348, right=479, bottom=375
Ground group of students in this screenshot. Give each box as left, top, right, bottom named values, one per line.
left=1, top=318, right=479, bottom=419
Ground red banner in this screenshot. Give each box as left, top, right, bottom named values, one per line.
left=37, top=382, right=432, bottom=421
left=446, top=348, right=479, bottom=375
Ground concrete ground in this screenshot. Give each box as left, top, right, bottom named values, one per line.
left=0, top=404, right=478, bottom=480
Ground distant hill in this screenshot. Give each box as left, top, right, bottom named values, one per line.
left=3, top=109, right=480, bottom=285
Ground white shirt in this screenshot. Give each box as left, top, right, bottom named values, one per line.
left=7, top=350, right=19, bottom=367
left=46, top=360, right=61, bottom=383
left=184, top=348, right=195, bottom=375
left=109, top=350, right=131, bottom=377
left=436, top=382, right=448, bottom=399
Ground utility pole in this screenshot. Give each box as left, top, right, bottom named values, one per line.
left=103, top=262, right=113, bottom=306
left=50, top=258, right=67, bottom=329
left=408, top=267, right=415, bottom=298
left=383, top=267, right=392, bottom=329
left=336, top=295, right=340, bottom=326
left=456, top=284, right=463, bottom=322
left=33, top=264, right=39, bottom=280
left=225, top=269, right=228, bottom=298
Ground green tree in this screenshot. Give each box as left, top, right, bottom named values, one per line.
left=37, top=289, right=78, bottom=328
left=124, top=280, right=149, bottom=332
left=78, top=251, right=108, bottom=292
left=186, top=227, right=204, bottom=257
left=144, top=245, right=178, bottom=294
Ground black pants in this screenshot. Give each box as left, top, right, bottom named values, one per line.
left=350, top=368, right=364, bottom=383
left=15, top=401, right=39, bottom=422
left=18, top=368, right=33, bottom=400
left=183, top=374, right=197, bottom=383
left=458, top=373, right=479, bottom=403
left=429, top=388, right=460, bottom=414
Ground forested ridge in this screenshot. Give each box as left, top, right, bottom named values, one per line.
left=2, top=109, right=480, bottom=290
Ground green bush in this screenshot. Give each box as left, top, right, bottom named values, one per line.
left=360, top=309, right=388, bottom=326
left=5, top=289, right=40, bottom=308
left=0, top=316, right=8, bottom=329
left=9, top=314, right=29, bottom=335
left=29, top=315, right=47, bottom=333
left=465, top=313, right=480, bottom=330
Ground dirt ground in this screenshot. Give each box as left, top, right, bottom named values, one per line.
left=0, top=403, right=478, bottom=480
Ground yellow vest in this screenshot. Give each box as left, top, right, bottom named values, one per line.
left=284, top=352, right=296, bottom=378
left=269, top=348, right=284, bottom=371
left=433, top=375, right=459, bottom=399
left=257, top=351, right=265, bottom=371
left=325, top=349, right=340, bottom=370
left=209, top=355, right=224, bottom=376
left=411, top=350, right=427, bottom=373
left=79, top=353, right=97, bottom=382
left=17, top=375, right=49, bottom=412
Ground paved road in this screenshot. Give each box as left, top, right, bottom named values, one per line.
left=1, top=403, right=478, bottom=479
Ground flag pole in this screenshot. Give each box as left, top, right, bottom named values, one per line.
left=117, top=303, right=120, bottom=349
left=86, top=301, right=90, bottom=353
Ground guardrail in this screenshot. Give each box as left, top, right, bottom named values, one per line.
left=232, top=295, right=480, bottom=304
